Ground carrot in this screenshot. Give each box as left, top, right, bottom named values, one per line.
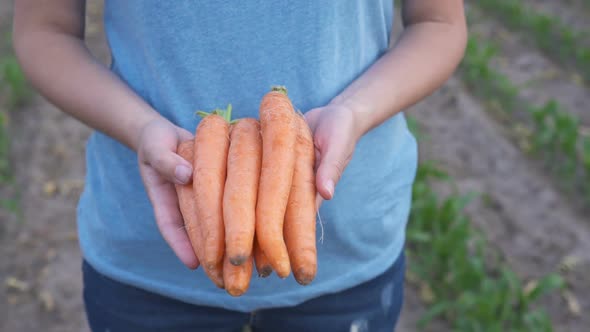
left=284, top=114, right=317, bottom=285
left=223, top=118, right=262, bottom=266
left=223, top=254, right=253, bottom=297
left=175, top=140, right=224, bottom=289
left=256, top=86, right=297, bottom=279
left=174, top=140, right=201, bottom=264
left=206, top=260, right=225, bottom=289
left=193, top=106, right=231, bottom=273
left=253, top=236, right=273, bottom=278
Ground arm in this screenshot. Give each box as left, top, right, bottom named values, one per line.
left=306, top=0, right=467, bottom=202
left=13, top=0, right=158, bottom=151
left=13, top=0, right=199, bottom=269
left=334, top=0, right=467, bottom=134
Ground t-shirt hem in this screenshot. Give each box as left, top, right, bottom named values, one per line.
left=79, top=231, right=406, bottom=313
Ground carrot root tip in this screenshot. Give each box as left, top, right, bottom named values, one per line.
left=295, top=273, right=315, bottom=286
left=258, top=267, right=273, bottom=278
left=227, top=288, right=246, bottom=297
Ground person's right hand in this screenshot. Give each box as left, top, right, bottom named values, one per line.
left=136, top=118, right=200, bottom=269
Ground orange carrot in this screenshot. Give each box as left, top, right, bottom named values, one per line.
left=223, top=254, right=253, bottom=297
left=284, top=114, right=318, bottom=285
left=175, top=140, right=224, bottom=289
left=256, top=86, right=297, bottom=278
left=207, top=260, right=225, bottom=289
left=174, top=140, right=201, bottom=264
left=193, top=108, right=230, bottom=273
left=253, top=236, right=273, bottom=278
left=223, top=118, right=262, bottom=266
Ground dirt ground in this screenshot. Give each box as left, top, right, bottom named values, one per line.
left=0, top=2, right=102, bottom=332
left=525, top=0, right=590, bottom=36
left=1, top=1, right=589, bottom=332
left=410, top=78, right=590, bottom=332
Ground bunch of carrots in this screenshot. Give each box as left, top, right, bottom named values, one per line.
left=174, top=86, right=318, bottom=297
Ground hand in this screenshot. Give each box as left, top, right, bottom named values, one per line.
left=137, top=118, right=199, bottom=269
left=304, top=103, right=363, bottom=209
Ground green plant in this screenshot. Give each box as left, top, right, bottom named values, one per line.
left=0, top=35, right=30, bottom=218
left=0, top=55, right=32, bottom=109
left=0, top=198, right=19, bottom=214
left=406, top=116, right=420, bottom=138
left=529, top=101, right=580, bottom=178
left=476, top=0, right=590, bottom=85
left=462, top=37, right=519, bottom=113
left=408, top=164, right=563, bottom=331
left=0, top=111, right=11, bottom=183
left=460, top=35, right=590, bottom=203
left=0, top=110, right=21, bottom=219
left=583, top=137, right=590, bottom=199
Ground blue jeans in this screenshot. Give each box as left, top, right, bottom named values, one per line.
left=82, top=251, right=405, bottom=332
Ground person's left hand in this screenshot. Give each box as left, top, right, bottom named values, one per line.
left=137, top=117, right=200, bottom=270
left=304, top=103, right=364, bottom=209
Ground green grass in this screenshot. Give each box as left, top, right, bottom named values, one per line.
left=0, top=109, right=20, bottom=219
left=0, top=34, right=31, bottom=217
left=462, top=40, right=518, bottom=114
left=460, top=35, right=590, bottom=201
left=0, top=198, right=19, bottom=214
left=529, top=101, right=580, bottom=178
left=407, top=162, right=563, bottom=331
left=0, top=111, right=11, bottom=183
left=0, top=55, right=31, bottom=109
left=476, top=0, right=590, bottom=85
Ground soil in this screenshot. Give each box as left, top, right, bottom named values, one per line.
left=470, top=9, right=590, bottom=126
left=523, top=0, right=590, bottom=38
left=0, top=2, right=103, bottom=332
left=408, top=78, right=590, bottom=332
left=1, top=1, right=589, bottom=332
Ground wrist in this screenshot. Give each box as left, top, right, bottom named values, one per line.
left=132, top=111, right=166, bottom=152
left=328, top=97, right=372, bottom=140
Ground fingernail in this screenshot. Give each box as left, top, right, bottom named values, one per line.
left=326, top=180, right=335, bottom=198
left=175, top=165, right=192, bottom=184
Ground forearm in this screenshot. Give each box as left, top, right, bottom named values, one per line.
left=332, top=20, right=467, bottom=136
left=14, top=30, right=161, bottom=151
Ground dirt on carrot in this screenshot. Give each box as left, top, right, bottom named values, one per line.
left=253, top=236, right=273, bottom=278
left=223, top=254, right=253, bottom=297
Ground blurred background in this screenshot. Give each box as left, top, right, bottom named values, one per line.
left=0, top=1, right=588, bottom=331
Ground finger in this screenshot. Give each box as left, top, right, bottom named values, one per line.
left=145, top=147, right=193, bottom=185
left=177, top=127, right=194, bottom=142
left=140, top=164, right=200, bottom=269
left=313, top=146, right=321, bottom=172
left=304, top=108, right=321, bottom=132
left=315, top=142, right=352, bottom=201
left=315, top=193, right=324, bottom=212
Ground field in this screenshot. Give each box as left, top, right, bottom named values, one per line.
left=1, top=1, right=589, bottom=331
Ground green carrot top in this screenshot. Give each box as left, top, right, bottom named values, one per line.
left=196, top=104, right=237, bottom=123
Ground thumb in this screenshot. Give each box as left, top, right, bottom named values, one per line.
left=176, top=127, right=194, bottom=142
left=144, top=147, right=193, bottom=185
left=315, top=143, right=352, bottom=201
